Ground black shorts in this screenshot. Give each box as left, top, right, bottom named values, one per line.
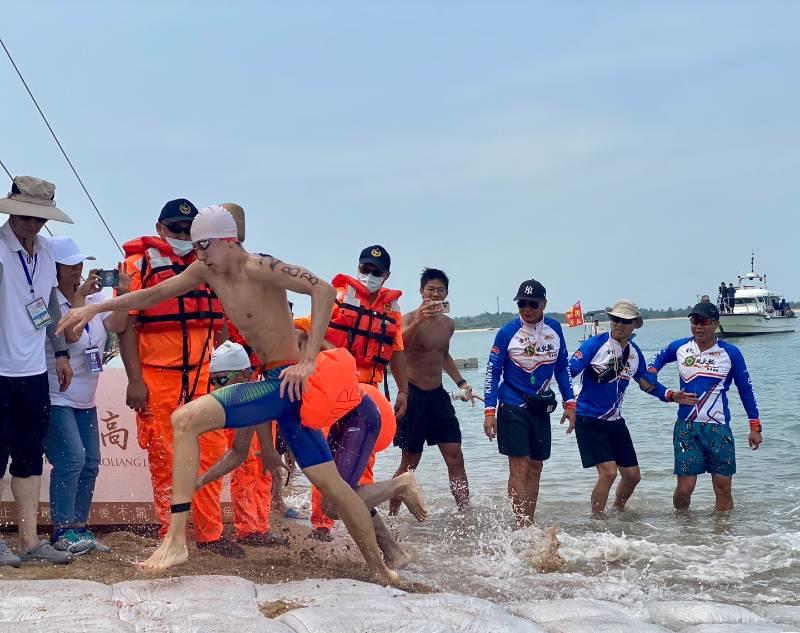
left=0, top=373, right=51, bottom=478
left=394, top=382, right=461, bottom=454
left=497, top=402, right=551, bottom=461
left=574, top=415, right=638, bottom=469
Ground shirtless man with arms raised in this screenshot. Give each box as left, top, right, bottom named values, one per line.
left=390, top=268, right=471, bottom=513
left=58, top=206, right=411, bottom=583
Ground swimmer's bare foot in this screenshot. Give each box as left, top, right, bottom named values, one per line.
left=136, top=536, right=188, bottom=570
left=384, top=547, right=414, bottom=570
left=396, top=471, right=427, bottom=522
left=388, top=496, right=401, bottom=516
left=370, top=563, right=401, bottom=586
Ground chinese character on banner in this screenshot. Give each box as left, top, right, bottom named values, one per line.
left=566, top=301, right=584, bottom=327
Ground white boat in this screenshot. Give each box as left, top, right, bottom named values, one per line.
left=718, top=258, right=796, bottom=337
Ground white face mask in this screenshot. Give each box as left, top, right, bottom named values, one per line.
left=357, top=271, right=385, bottom=294
left=166, top=236, right=194, bottom=257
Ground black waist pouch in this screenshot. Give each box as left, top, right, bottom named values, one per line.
left=522, top=389, right=558, bottom=415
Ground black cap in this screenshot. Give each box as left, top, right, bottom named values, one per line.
left=514, top=279, right=546, bottom=301
left=158, top=198, right=198, bottom=224
left=689, top=302, right=720, bottom=321
left=359, top=245, right=391, bottom=273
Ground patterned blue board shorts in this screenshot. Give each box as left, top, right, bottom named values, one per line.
left=673, top=419, right=736, bottom=477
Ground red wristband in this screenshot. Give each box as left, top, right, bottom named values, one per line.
left=563, top=401, right=576, bottom=410
left=749, top=419, right=762, bottom=432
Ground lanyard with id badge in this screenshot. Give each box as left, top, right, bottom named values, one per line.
left=65, top=298, right=103, bottom=374
left=18, top=251, right=54, bottom=330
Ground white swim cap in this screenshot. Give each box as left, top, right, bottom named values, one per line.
left=210, top=340, right=250, bottom=372
left=191, top=205, right=239, bottom=242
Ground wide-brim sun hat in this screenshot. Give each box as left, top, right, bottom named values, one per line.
left=605, top=299, right=644, bottom=329
left=51, top=235, right=96, bottom=265
left=0, top=176, right=73, bottom=223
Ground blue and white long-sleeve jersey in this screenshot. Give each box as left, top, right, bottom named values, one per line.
left=647, top=337, right=759, bottom=425
left=484, top=316, right=575, bottom=412
left=569, top=333, right=669, bottom=420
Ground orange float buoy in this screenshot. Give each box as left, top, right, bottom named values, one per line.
left=358, top=383, right=396, bottom=452
left=300, top=348, right=361, bottom=429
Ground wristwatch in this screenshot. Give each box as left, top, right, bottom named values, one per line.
left=54, top=350, right=70, bottom=359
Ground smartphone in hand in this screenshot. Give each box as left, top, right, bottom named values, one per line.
left=429, top=300, right=450, bottom=314
left=98, top=269, right=120, bottom=288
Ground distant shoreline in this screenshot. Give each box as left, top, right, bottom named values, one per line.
left=454, top=315, right=688, bottom=333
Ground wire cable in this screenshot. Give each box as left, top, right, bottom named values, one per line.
left=1, top=37, right=122, bottom=254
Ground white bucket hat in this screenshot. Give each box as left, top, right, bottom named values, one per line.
left=605, top=299, right=644, bottom=329
left=51, top=235, right=96, bottom=265
left=210, top=341, right=250, bottom=373
left=0, top=176, right=73, bottom=223
left=190, top=205, right=239, bottom=243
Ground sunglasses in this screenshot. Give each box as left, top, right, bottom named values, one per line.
left=210, top=371, right=239, bottom=387
left=609, top=315, right=635, bottom=325
left=193, top=239, right=212, bottom=251
left=164, top=224, right=192, bottom=237
left=517, top=300, right=540, bottom=310
left=690, top=316, right=714, bottom=326
left=358, top=263, right=385, bottom=275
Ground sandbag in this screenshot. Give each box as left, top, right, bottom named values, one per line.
left=645, top=600, right=769, bottom=629
left=1, top=614, right=135, bottom=633
left=682, top=625, right=797, bottom=633
left=119, top=600, right=292, bottom=632
left=542, top=616, right=672, bottom=633
left=755, top=606, right=800, bottom=627
left=300, top=348, right=361, bottom=429
left=398, top=593, right=545, bottom=632
left=279, top=606, right=451, bottom=633
left=112, top=574, right=256, bottom=604
left=256, top=578, right=405, bottom=609
left=511, top=599, right=633, bottom=624
left=358, top=383, right=396, bottom=452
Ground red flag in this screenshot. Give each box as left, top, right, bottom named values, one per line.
left=566, top=301, right=584, bottom=327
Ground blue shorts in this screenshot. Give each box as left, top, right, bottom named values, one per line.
left=210, top=365, right=332, bottom=469
left=673, top=419, right=736, bottom=477
left=326, top=395, right=381, bottom=488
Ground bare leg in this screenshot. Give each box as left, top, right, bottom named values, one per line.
left=139, top=395, right=226, bottom=570
left=11, top=475, right=42, bottom=549
left=389, top=451, right=421, bottom=515
left=271, top=466, right=288, bottom=515
left=591, top=462, right=617, bottom=514
left=438, top=442, right=469, bottom=510
left=323, top=472, right=427, bottom=522
left=613, top=465, right=641, bottom=511
left=304, top=460, right=399, bottom=585
left=673, top=475, right=697, bottom=510
left=372, top=513, right=412, bottom=569
left=523, top=459, right=543, bottom=524
left=711, top=474, right=733, bottom=511
left=507, top=456, right=531, bottom=529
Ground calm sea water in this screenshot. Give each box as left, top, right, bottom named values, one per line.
left=364, top=320, right=800, bottom=609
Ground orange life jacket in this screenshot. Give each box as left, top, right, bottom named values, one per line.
left=325, top=274, right=402, bottom=385
left=123, top=236, right=224, bottom=333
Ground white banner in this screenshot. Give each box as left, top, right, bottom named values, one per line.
left=1, top=367, right=233, bottom=526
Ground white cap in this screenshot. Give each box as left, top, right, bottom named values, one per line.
left=190, top=205, right=239, bottom=242
left=210, top=340, right=250, bottom=373
left=50, top=235, right=96, bottom=265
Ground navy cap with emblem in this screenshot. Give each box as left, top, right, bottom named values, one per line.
left=514, top=279, right=546, bottom=301
left=158, top=198, right=198, bottom=224
left=688, top=302, right=720, bottom=321
left=359, top=244, right=391, bottom=273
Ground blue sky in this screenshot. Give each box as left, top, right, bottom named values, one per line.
left=3, top=2, right=798, bottom=316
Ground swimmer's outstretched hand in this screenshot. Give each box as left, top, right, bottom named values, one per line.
left=279, top=359, right=316, bottom=401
